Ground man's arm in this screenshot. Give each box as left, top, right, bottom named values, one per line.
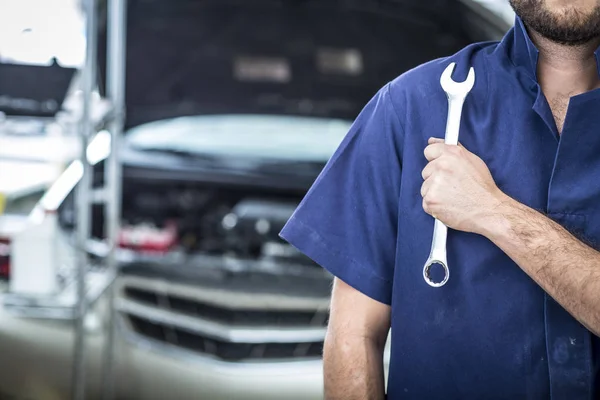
left=421, top=138, right=600, bottom=336
left=480, top=196, right=600, bottom=336
left=324, top=278, right=390, bottom=400
left=278, top=85, right=401, bottom=398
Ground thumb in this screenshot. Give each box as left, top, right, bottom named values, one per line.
left=428, top=137, right=466, bottom=149
left=428, top=137, right=444, bottom=144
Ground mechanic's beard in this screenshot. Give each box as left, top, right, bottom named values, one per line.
left=510, top=0, right=600, bottom=46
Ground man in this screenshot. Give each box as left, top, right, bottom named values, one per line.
left=279, top=1, right=600, bottom=399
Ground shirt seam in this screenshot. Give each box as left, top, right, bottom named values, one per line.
left=384, top=81, right=406, bottom=206
left=547, top=211, right=587, bottom=218
left=384, top=82, right=407, bottom=143
left=290, top=215, right=393, bottom=286
left=480, top=43, right=491, bottom=100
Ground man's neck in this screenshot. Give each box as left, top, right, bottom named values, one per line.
left=528, top=29, right=600, bottom=96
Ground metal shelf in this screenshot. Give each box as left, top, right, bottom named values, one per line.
left=0, top=0, right=129, bottom=398
left=3, top=268, right=114, bottom=320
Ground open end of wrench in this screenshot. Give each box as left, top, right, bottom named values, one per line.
left=423, top=259, right=450, bottom=288
left=440, top=62, right=475, bottom=96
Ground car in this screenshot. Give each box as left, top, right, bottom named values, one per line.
left=0, top=1, right=512, bottom=399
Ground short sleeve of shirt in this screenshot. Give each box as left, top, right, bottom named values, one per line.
left=279, top=83, right=404, bottom=305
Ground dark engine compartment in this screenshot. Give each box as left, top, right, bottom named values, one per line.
left=60, top=171, right=315, bottom=267
left=123, top=180, right=303, bottom=257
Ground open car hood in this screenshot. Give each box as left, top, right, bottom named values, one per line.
left=97, top=0, right=511, bottom=130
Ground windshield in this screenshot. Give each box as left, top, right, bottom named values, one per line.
left=125, top=115, right=352, bottom=163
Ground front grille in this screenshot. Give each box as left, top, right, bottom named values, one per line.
left=125, top=287, right=329, bottom=327
left=127, top=314, right=324, bottom=361
left=120, top=279, right=329, bottom=362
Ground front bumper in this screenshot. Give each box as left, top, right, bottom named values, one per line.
left=114, top=269, right=391, bottom=400
left=114, top=264, right=330, bottom=399
left=120, top=327, right=325, bottom=400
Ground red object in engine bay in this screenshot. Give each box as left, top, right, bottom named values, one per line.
left=0, top=238, right=10, bottom=280
left=118, top=221, right=178, bottom=253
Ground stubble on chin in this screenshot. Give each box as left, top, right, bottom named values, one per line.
left=510, top=0, right=600, bottom=45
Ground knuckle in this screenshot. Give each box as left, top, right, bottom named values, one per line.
left=436, top=159, right=450, bottom=171
left=424, top=190, right=436, bottom=206
left=452, top=145, right=464, bottom=155
left=441, top=166, right=453, bottom=177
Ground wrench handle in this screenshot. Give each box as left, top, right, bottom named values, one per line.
left=444, top=96, right=466, bottom=146
left=423, top=95, right=465, bottom=288
left=430, top=218, right=448, bottom=260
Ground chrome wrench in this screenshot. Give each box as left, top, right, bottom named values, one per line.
left=423, top=62, right=475, bottom=288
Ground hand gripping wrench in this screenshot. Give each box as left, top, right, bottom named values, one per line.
left=423, top=62, right=475, bottom=288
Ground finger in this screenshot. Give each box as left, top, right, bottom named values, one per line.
left=422, top=198, right=433, bottom=217
left=422, top=156, right=451, bottom=180
left=424, top=143, right=447, bottom=161
left=429, top=136, right=467, bottom=150
left=422, top=198, right=430, bottom=215
left=450, top=142, right=467, bottom=152
left=421, top=160, right=436, bottom=180
left=447, top=143, right=474, bottom=160
left=420, top=177, right=433, bottom=198
left=428, top=137, right=445, bottom=145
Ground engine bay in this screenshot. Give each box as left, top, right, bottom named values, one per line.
left=62, top=179, right=315, bottom=267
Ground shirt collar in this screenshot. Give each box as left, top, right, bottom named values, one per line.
left=503, top=15, right=600, bottom=82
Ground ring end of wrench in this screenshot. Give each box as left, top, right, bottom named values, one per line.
left=423, top=259, right=449, bottom=288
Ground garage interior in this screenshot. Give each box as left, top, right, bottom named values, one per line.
left=0, top=1, right=511, bottom=399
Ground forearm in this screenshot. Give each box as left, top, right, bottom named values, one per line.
left=481, top=194, right=600, bottom=336
left=323, top=333, right=386, bottom=400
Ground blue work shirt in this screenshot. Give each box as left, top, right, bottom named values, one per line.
left=280, top=16, right=600, bottom=399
